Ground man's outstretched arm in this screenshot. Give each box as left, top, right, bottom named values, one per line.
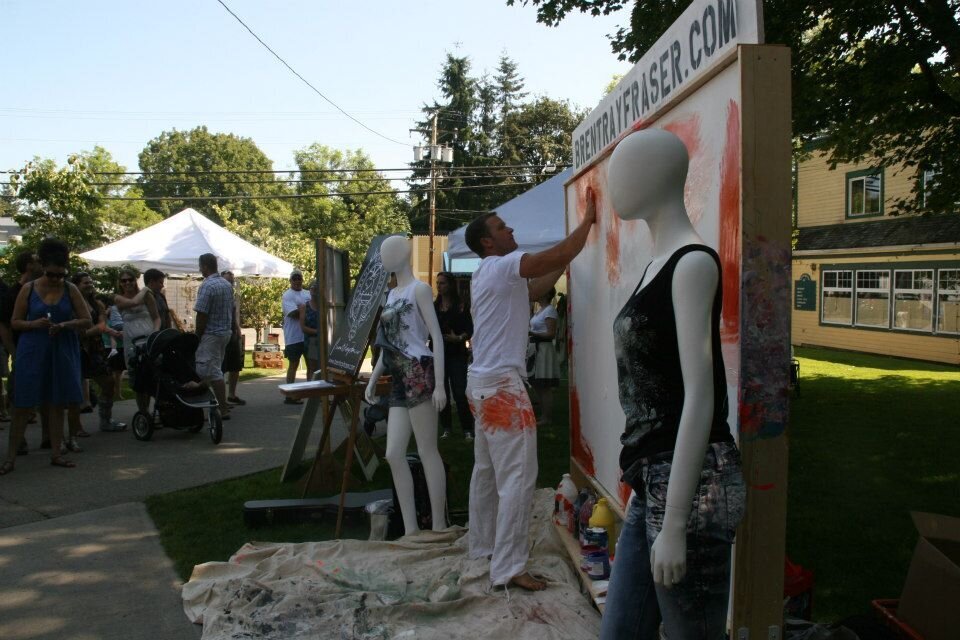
left=519, top=187, right=597, bottom=281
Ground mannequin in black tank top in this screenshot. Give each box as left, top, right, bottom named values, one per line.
left=600, top=129, right=746, bottom=640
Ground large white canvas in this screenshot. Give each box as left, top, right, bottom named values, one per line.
left=565, top=62, right=743, bottom=509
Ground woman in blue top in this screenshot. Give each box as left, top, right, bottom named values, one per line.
left=1, top=238, right=91, bottom=474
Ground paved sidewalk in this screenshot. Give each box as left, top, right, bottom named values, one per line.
left=0, top=373, right=343, bottom=529
left=0, top=502, right=201, bottom=640
left=0, top=373, right=350, bottom=640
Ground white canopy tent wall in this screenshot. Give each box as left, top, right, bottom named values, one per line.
left=446, top=168, right=571, bottom=272
left=78, top=207, right=294, bottom=277
left=79, top=207, right=295, bottom=333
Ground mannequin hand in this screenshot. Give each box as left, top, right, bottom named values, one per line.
left=364, top=380, right=378, bottom=405
left=380, top=308, right=395, bottom=322
left=432, top=387, right=447, bottom=412
left=650, top=508, right=688, bottom=588
left=583, top=186, right=597, bottom=226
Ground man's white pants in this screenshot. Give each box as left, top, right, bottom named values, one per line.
left=467, top=370, right=539, bottom=586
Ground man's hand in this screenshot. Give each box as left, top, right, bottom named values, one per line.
left=583, top=186, right=597, bottom=226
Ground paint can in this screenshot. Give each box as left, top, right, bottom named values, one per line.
left=579, top=544, right=602, bottom=571
left=584, top=526, right=608, bottom=553
left=586, top=551, right=610, bottom=580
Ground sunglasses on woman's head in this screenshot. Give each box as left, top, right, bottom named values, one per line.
left=45, top=271, right=66, bottom=279
left=119, top=278, right=134, bottom=283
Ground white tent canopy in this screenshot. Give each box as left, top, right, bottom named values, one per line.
left=447, top=168, right=572, bottom=263
left=79, top=208, right=294, bottom=277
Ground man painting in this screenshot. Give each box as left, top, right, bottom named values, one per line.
left=464, top=190, right=596, bottom=591
left=194, top=254, right=234, bottom=420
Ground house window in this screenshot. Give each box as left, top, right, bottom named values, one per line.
left=937, top=269, right=960, bottom=335
left=893, top=270, right=934, bottom=332
left=822, top=270, right=853, bottom=325
left=922, top=169, right=938, bottom=209
left=847, top=170, right=883, bottom=217
left=855, top=270, right=891, bottom=328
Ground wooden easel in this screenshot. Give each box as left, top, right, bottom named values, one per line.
left=279, top=235, right=394, bottom=537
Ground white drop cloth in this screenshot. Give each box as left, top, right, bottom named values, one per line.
left=182, top=489, right=600, bottom=639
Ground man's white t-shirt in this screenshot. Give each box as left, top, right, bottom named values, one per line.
left=469, top=251, right=529, bottom=378
left=281, top=288, right=311, bottom=345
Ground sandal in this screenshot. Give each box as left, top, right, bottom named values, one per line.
left=0, top=460, right=13, bottom=475
left=50, top=456, right=76, bottom=468
left=76, top=428, right=91, bottom=438
left=227, top=396, right=246, bottom=406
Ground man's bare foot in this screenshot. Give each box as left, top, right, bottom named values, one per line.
left=509, top=572, right=546, bottom=591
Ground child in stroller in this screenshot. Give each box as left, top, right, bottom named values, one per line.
left=129, top=328, right=224, bottom=444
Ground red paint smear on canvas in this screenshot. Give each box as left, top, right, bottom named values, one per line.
left=569, top=387, right=596, bottom=477
left=719, top=100, right=741, bottom=344
left=663, top=117, right=702, bottom=164
left=574, top=168, right=602, bottom=247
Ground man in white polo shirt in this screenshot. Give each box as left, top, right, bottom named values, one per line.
left=464, top=188, right=596, bottom=591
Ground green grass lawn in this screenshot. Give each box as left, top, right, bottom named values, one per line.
left=147, top=347, right=960, bottom=622
left=786, top=347, right=959, bottom=621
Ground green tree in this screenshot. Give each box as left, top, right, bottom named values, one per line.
left=137, top=126, right=294, bottom=228
left=509, top=0, right=960, bottom=215
left=80, top=146, right=161, bottom=238
left=291, top=144, right=410, bottom=270
left=495, top=52, right=528, bottom=119
left=9, top=155, right=105, bottom=251
left=501, top=97, right=588, bottom=177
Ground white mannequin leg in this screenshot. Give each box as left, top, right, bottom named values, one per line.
left=384, top=406, right=418, bottom=535
left=409, top=401, right=447, bottom=530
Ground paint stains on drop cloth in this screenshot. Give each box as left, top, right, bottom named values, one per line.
left=718, top=100, right=741, bottom=345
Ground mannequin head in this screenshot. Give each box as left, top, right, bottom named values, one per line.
left=609, top=129, right=688, bottom=221
left=380, top=235, right=412, bottom=272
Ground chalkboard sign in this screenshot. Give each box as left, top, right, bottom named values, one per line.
left=326, top=234, right=395, bottom=376
left=795, top=274, right=816, bottom=311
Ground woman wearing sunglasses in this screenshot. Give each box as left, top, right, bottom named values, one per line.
left=113, top=268, right=160, bottom=416
left=1, top=238, right=91, bottom=474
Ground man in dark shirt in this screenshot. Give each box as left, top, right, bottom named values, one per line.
left=143, top=269, right=171, bottom=330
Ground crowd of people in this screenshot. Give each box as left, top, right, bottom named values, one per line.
left=0, top=243, right=246, bottom=476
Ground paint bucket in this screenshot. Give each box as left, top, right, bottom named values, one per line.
left=580, top=544, right=602, bottom=571
left=584, top=526, right=608, bottom=553
left=586, top=551, right=610, bottom=580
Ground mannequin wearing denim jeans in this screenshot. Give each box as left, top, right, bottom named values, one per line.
left=599, top=129, right=746, bottom=639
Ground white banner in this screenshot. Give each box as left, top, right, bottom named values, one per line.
left=572, top=0, right=762, bottom=171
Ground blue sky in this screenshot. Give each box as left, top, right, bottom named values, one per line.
left=1, top=0, right=632, bottom=175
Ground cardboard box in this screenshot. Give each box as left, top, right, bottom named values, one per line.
left=897, top=511, right=960, bottom=640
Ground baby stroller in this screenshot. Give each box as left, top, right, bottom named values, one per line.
left=129, top=329, right=223, bottom=444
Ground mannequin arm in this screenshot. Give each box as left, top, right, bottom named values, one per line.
left=649, top=251, right=718, bottom=588
left=365, top=353, right=386, bottom=404
left=414, top=282, right=446, bottom=412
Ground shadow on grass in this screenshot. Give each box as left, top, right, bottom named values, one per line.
left=787, top=360, right=960, bottom=622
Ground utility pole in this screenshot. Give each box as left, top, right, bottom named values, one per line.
left=428, top=113, right=438, bottom=287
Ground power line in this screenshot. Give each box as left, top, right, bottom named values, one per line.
left=0, top=163, right=568, bottom=176
left=0, top=172, right=547, bottom=189
left=0, top=181, right=536, bottom=202
left=215, top=0, right=409, bottom=147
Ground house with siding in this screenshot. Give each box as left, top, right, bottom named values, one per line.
left=792, top=151, right=960, bottom=365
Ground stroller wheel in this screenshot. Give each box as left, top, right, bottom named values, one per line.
left=132, top=412, right=153, bottom=441
left=209, top=409, right=223, bottom=445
